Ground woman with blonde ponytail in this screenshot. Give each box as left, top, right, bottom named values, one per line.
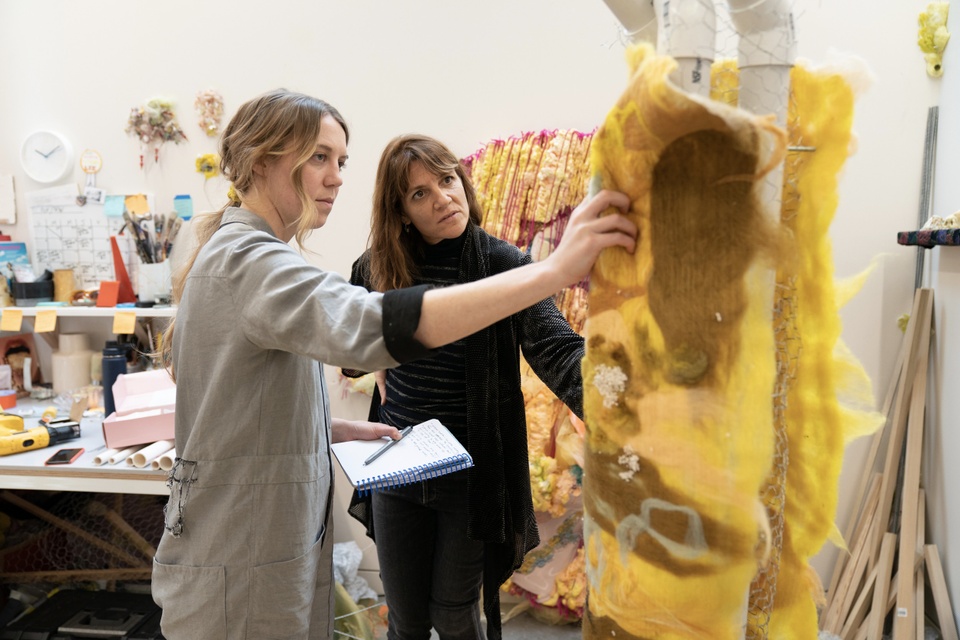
left=150, top=89, right=637, bottom=640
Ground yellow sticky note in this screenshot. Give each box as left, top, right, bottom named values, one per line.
left=125, top=194, right=150, bottom=215
left=112, top=310, right=137, bottom=335
left=34, top=309, right=58, bottom=333
left=1, top=309, right=23, bottom=332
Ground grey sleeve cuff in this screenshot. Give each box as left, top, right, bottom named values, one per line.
left=383, top=285, right=435, bottom=364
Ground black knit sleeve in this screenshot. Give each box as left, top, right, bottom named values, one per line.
left=511, top=251, right=585, bottom=418
left=344, top=253, right=435, bottom=371
left=382, top=284, right=435, bottom=364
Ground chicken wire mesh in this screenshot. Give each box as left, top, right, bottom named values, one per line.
left=0, top=490, right=165, bottom=588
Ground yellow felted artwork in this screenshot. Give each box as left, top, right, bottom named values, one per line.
left=581, top=43, right=882, bottom=640
left=583, top=42, right=789, bottom=639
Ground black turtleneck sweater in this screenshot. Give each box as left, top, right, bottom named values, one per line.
left=378, top=231, right=468, bottom=443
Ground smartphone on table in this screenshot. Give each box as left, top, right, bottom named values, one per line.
left=44, top=448, right=85, bottom=465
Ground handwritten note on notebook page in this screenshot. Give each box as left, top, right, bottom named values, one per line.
left=331, top=418, right=473, bottom=495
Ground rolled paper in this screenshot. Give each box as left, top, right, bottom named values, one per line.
left=109, top=446, right=141, bottom=465
left=93, top=448, right=120, bottom=466
left=154, top=448, right=177, bottom=471
left=131, top=440, right=175, bottom=468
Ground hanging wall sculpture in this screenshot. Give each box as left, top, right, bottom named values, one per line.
left=581, top=42, right=882, bottom=640
left=195, top=89, right=225, bottom=136
left=124, top=97, right=188, bottom=170
left=462, top=130, right=596, bottom=622
left=917, top=1, right=951, bottom=77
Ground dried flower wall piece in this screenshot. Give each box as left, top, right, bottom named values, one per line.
left=125, top=97, right=188, bottom=168
left=195, top=89, right=225, bottom=136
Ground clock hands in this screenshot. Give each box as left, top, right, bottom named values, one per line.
left=34, top=145, right=63, bottom=159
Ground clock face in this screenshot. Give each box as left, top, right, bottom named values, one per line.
left=20, top=130, right=74, bottom=183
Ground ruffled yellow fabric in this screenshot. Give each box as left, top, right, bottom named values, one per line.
left=760, top=63, right=884, bottom=640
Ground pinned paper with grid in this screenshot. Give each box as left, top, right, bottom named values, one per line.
left=332, top=419, right=473, bottom=496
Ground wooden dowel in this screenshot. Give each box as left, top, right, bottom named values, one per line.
left=873, top=289, right=932, bottom=569
left=826, top=317, right=911, bottom=616
left=825, top=484, right=881, bottom=633
left=867, top=532, right=898, bottom=640
left=916, top=489, right=926, bottom=640
left=893, top=295, right=933, bottom=640
left=840, top=564, right=877, bottom=640
left=925, top=545, right=959, bottom=640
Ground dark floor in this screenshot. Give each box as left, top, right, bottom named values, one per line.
left=426, top=609, right=582, bottom=639
left=497, top=611, right=582, bottom=640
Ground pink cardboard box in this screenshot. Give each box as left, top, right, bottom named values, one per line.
left=101, top=369, right=176, bottom=449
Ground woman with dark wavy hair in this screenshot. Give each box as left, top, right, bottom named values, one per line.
left=348, top=134, right=594, bottom=640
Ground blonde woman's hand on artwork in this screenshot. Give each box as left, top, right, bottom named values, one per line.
left=331, top=418, right=401, bottom=443
left=543, top=189, right=636, bottom=287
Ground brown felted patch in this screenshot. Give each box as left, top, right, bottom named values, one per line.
left=648, top=129, right=779, bottom=388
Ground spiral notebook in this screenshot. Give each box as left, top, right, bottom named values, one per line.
left=331, top=419, right=473, bottom=496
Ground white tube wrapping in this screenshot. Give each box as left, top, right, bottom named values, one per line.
left=727, top=0, right=796, bottom=68
left=602, top=0, right=658, bottom=43
left=654, top=0, right=716, bottom=95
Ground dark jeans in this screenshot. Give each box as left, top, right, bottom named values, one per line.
left=371, top=472, right=485, bottom=640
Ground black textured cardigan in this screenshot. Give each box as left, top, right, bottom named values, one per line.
left=346, top=223, right=585, bottom=640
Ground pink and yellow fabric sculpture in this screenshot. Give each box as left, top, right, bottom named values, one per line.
left=582, top=43, right=881, bottom=640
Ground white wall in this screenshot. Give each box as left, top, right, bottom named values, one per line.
left=0, top=0, right=952, bottom=620
left=927, top=0, right=960, bottom=624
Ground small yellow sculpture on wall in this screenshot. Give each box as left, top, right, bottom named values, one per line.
left=918, top=1, right=951, bottom=77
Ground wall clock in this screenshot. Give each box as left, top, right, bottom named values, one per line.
left=20, top=130, right=75, bottom=183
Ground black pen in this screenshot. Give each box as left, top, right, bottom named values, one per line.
left=363, top=425, right=413, bottom=466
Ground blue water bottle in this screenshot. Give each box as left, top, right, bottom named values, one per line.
left=102, top=341, right=127, bottom=417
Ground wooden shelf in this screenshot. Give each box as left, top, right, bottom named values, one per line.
left=7, top=306, right=176, bottom=318
left=897, top=229, right=960, bottom=248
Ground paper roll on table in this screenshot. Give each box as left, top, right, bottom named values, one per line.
left=130, top=440, right=175, bottom=468
left=93, top=448, right=120, bottom=466
left=151, top=447, right=177, bottom=471
left=109, top=446, right=141, bottom=465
